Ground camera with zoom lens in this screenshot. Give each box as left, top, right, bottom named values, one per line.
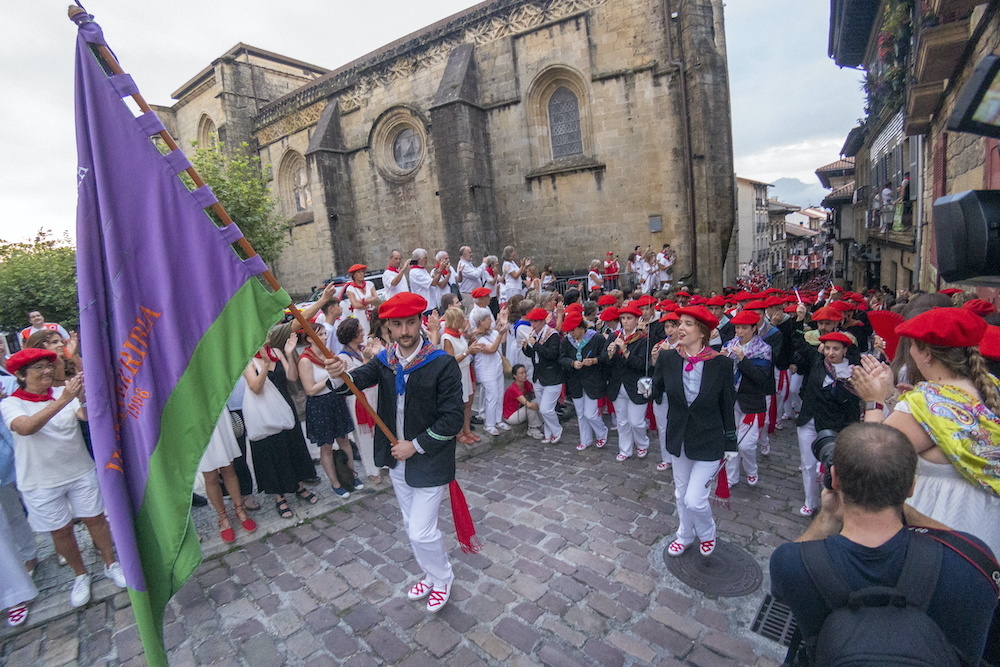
left=812, top=429, right=838, bottom=490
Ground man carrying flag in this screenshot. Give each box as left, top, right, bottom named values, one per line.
left=325, top=293, right=466, bottom=613
left=71, top=9, right=289, bottom=665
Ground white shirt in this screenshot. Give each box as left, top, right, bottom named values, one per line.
left=382, top=268, right=408, bottom=298
left=657, top=252, right=674, bottom=281
left=395, top=344, right=426, bottom=454
left=408, top=266, right=433, bottom=306
left=681, top=358, right=705, bottom=407
left=1, top=387, right=91, bottom=491
left=822, top=360, right=852, bottom=387
left=501, top=260, right=523, bottom=297
left=457, top=258, right=481, bottom=294
left=588, top=270, right=603, bottom=292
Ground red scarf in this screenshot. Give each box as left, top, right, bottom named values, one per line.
left=680, top=346, right=719, bottom=371
left=254, top=347, right=280, bottom=363
left=443, top=328, right=463, bottom=338
left=385, top=265, right=399, bottom=273
left=12, top=388, right=54, bottom=402
left=622, top=330, right=646, bottom=345
left=300, top=346, right=325, bottom=367
left=484, top=266, right=495, bottom=278
left=339, top=346, right=376, bottom=430
left=436, top=263, right=450, bottom=279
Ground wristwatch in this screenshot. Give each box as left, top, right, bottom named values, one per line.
left=865, top=401, right=884, bottom=411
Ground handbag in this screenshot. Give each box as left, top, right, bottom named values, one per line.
left=501, top=355, right=513, bottom=375
left=242, top=361, right=295, bottom=441
left=229, top=409, right=245, bottom=440
left=636, top=334, right=653, bottom=399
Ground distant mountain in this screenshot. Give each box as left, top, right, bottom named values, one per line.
left=769, top=177, right=831, bottom=210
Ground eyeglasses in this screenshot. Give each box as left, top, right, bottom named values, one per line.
left=26, top=363, right=55, bottom=372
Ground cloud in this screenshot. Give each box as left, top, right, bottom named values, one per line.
left=735, top=137, right=848, bottom=185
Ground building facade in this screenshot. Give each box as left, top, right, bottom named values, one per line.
left=157, top=0, right=737, bottom=296
left=734, top=176, right=772, bottom=277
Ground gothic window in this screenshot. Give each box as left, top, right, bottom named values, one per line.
left=197, top=115, right=217, bottom=148
left=279, top=151, right=311, bottom=215
left=547, top=87, right=583, bottom=159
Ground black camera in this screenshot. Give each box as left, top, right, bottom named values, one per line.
left=812, top=429, right=838, bottom=490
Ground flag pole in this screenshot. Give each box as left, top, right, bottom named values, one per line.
left=67, top=5, right=399, bottom=445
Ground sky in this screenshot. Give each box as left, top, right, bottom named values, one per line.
left=1, top=0, right=865, bottom=244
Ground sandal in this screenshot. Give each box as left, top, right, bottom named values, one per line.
left=217, top=511, right=236, bottom=543
left=637, top=448, right=648, bottom=458
left=295, top=488, right=319, bottom=505
left=657, top=461, right=671, bottom=471
left=7, top=604, right=28, bottom=627
left=275, top=497, right=293, bottom=519
left=234, top=504, right=257, bottom=533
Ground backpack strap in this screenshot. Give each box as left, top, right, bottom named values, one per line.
left=800, top=540, right=852, bottom=610
left=889, top=531, right=942, bottom=611
left=908, top=526, right=1000, bottom=597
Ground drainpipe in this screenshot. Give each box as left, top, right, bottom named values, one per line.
left=912, top=134, right=924, bottom=289
left=664, top=0, right=698, bottom=286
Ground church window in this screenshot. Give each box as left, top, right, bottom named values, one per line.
left=197, top=114, right=217, bottom=148
left=393, top=128, right=423, bottom=171
left=278, top=150, right=311, bottom=215
left=548, top=87, right=583, bottom=159
left=371, top=107, right=427, bottom=183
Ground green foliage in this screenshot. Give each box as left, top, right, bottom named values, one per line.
left=0, top=231, right=78, bottom=332
left=186, top=140, right=291, bottom=265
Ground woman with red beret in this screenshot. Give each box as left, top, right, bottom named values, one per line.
left=606, top=304, right=651, bottom=461
left=523, top=307, right=564, bottom=443
left=720, top=310, right=772, bottom=487
left=652, top=306, right=736, bottom=557
left=650, top=310, right=679, bottom=471
left=560, top=312, right=608, bottom=451
left=343, top=264, right=380, bottom=336
left=852, top=307, right=1000, bottom=557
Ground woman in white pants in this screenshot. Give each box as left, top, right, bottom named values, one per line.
left=650, top=310, right=679, bottom=471
left=606, top=304, right=650, bottom=461
left=522, top=307, right=564, bottom=443
left=469, top=306, right=507, bottom=436
left=337, top=318, right=384, bottom=484
left=653, top=306, right=737, bottom=558
left=559, top=312, right=609, bottom=451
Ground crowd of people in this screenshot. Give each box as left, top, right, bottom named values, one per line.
left=1, top=243, right=999, bottom=655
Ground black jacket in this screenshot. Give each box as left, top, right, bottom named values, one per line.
left=337, top=351, right=463, bottom=488
left=730, top=350, right=773, bottom=414
left=524, top=331, right=564, bottom=386
left=559, top=331, right=608, bottom=399
left=795, top=353, right=862, bottom=431
left=606, top=333, right=651, bottom=404
left=771, top=315, right=798, bottom=371
left=653, top=351, right=737, bottom=461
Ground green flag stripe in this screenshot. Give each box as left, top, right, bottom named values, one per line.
left=130, top=279, right=288, bottom=666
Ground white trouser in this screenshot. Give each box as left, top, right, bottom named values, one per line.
left=478, top=375, right=503, bottom=429
left=506, top=406, right=542, bottom=429
left=796, top=418, right=821, bottom=511
left=613, top=388, right=649, bottom=457
left=653, top=398, right=670, bottom=464
left=0, top=483, right=38, bottom=609
left=787, top=373, right=803, bottom=416
left=726, top=405, right=761, bottom=481
left=671, top=452, right=718, bottom=544
left=572, top=395, right=608, bottom=446
left=389, top=461, right=453, bottom=590
left=537, top=384, right=563, bottom=439
left=774, top=369, right=792, bottom=421
left=346, top=394, right=378, bottom=476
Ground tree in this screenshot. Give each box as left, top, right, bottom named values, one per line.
left=0, top=231, right=78, bottom=333
left=186, top=140, right=291, bottom=265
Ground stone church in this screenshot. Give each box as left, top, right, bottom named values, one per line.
left=155, top=0, right=735, bottom=296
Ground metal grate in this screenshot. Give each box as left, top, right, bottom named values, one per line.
left=752, top=594, right=799, bottom=647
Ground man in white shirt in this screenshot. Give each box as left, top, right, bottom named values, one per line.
left=382, top=249, right=411, bottom=299
left=432, top=251, right=457, bottom=312
left=656, top=244, right=675, bottom=290
left=407, top=249, right=435, bottom=314
left=456, top=246, right=482, bottom=312
left=20, top=311, right=70, bottom=343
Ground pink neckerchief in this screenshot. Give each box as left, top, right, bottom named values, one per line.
left=679, top=345, right=718, bottom=372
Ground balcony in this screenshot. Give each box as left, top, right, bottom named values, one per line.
left=904, top=80, right=946, bottom=136
left=915, top=19, right=971, bottom=84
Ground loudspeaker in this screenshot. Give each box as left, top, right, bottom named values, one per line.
left=932, top=190, right=1000, bottom=283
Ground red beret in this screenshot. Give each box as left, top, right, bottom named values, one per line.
left=963, top=299, right=997, bottom=317
left=598, top=307, right=620, bottom=322
left=597, top=294, right=616, bottom=306
left=811, top=306, right=844, bottom=322
left=764, top=296, right=785, bottom=308
left=730, top=310, right=761, bottom=326
left=980, top=325, right=1000, bottom=361
left=567, top=280, right=580, bottom=286
left=829, top=300, right=856, bottom=312
left=706, top=296, right=727, bottom=307
left=565, top=303, right=584, bottom=313
left=674, top=291, right=691, bottom=298
left=633, top=295, right=657, bottom=307
left=659, top=311, right=680, bottom=322
left=471, top=287, right=491, bottom=298
left=676, top=306, right=719, bottom=330
left=896, top=307, right=987, bottom=347
left=7, top=348, right=57, bottom=375
left=561, top=312, right=584, bottom=332
left=939, top=288, right=964, bottom=296
left=347, top=264, right=367, bottom=274
left=690, top=296, right=706, bottom=305
left=606, top=252, right=614, bottom=256
left=590, top=285, right=602, bottom=291
left=618, top=304, right=643, bottom=317
left=744, top=300, right=768, bottom=311
left=525, top=308, right=549, bottom=321
left=783, top=304, right=799, bottom=314
left=819, top=332, right=853, bottom=346
left=735, top=291, right=753, bottom=301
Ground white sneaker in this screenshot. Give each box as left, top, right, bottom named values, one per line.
left=498, top=422, right=511, bottom=431
left=485, top=426, right=500, bottom=436
left=104, top=562, right=127, bottom=588
left=527, top=428, right=544, bottom=440
left=70, top=574, right=91, bottom=607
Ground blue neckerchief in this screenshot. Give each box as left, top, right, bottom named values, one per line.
left=575, top=329, right=597, bottom=361
left=377, top=341, right=448, bottom=395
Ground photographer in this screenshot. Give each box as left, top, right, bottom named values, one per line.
left=770, top=423, right=997, bottom=666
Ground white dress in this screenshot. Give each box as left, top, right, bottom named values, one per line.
left=344, top=281, right=377, bottom=335
left=442, top=332, right=473, bottom=402
left=198, top=410, right=242, bottom=472
left=500, top=260, right=523, bottom=303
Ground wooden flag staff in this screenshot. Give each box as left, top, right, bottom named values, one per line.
left=67, top=5, right=399, bottom=446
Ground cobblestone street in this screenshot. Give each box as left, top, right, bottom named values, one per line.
left=1, top=417, right=811, bottom=666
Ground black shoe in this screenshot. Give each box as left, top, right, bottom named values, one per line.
left=191, top=493, right=208, bottom=507
left=471, top=416, right=485, bottom=425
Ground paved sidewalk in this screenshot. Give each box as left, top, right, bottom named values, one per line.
left=1, top=418, right=810, bottom=666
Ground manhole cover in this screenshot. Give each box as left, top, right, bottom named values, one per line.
left=663, top=540, right=763, bottom=597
